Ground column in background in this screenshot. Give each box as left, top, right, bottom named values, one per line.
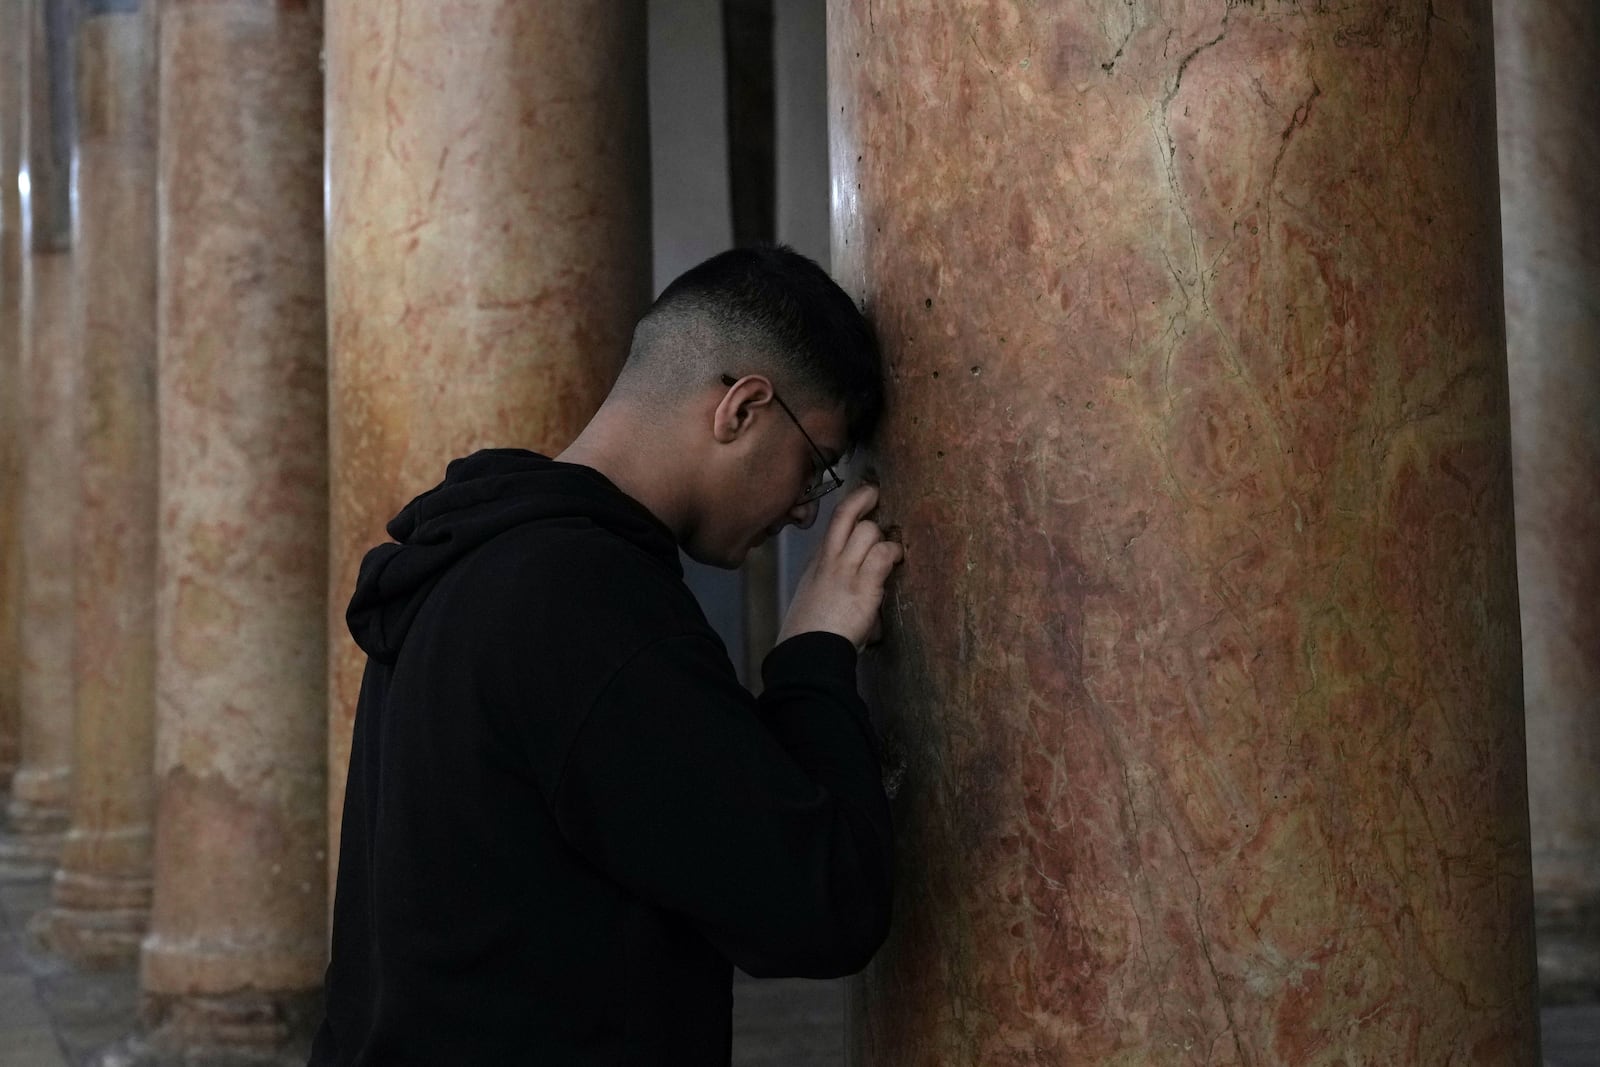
left=0, top=0, right=27, bottom=788
left=33, top=0, right=159, bottom=967
left=324, top=0, right=652, bottom=882
left=1497, top=0, right=1600, bottom=1006
left=3, top=0, right=81, bottom=876
left=649, top=0, right=745, bottom=679
left=142, top=0, right=327, bottom=1054
left=773, top=0, right=833, bottom=613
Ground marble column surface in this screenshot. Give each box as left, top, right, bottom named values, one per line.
left=143, top=0, right=326, bottom=1053
left=32, top=0, right=159, bottom=969
left=0, top=0, right=27, bottom=787
left=324, top=0, right=651, bottom=879
left=832, top=1, right=1539, bottom=1063
left=1496, top=0, right=1600, bottom=1006
left=4, top=0, right=79, bottom=876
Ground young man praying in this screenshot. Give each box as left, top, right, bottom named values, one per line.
left=310, top=246, right=902, bottom=1066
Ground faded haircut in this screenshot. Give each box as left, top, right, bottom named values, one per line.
left=617, top=245, right=885, bottom=446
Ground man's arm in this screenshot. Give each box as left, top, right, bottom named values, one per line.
left=550, top=628, right=892, bottom=978
left=549, top=485, right=904, bottom=977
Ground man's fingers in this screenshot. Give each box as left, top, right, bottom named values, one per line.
left=825, top=483, right=880, bottom=556
left=841, top=518, right=884, bottom=566
left=861, top=539, right=904, bottom=583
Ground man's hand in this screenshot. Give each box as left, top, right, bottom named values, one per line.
left=778, top=484, right=905, bottom=651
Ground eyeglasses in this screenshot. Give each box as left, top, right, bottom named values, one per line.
left=721, top=374, right=844, bottom=504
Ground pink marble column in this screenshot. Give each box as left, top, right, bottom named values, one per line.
left=32, top=0, right=158, bottom=967
left=0, top=0, right=26, bottom=787
left=3, top=0, right=80, bottom=875
left=832, top=1, right=1539, bottom=1062
left=324, top=0, right=650, bottom=876
left=142, top=0, right=326, bottom=1052
left=1496, top=0, right=1600, bottom=1005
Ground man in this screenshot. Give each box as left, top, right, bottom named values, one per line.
left=310, top=246, right=903, bottom=1065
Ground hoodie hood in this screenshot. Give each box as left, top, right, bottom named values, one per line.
left=347, top=449, right=681, bottom=663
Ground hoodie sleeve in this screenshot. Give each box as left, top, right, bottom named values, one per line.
left=549, top=630, right=893, bottom=979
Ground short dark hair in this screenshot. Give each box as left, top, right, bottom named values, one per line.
left=628, top=245, right=885, bottom=445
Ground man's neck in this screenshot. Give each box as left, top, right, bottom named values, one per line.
left=555, top=407, right=693, bottom=541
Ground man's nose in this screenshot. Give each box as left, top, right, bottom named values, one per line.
left=788, top=498, right=820, bottom=530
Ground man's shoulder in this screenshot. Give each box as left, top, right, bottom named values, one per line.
left=453, top=515, right=701, bottom=639
left=472, top=515, right=676, bottom=582
left=434, top=516, right=723, bottom=773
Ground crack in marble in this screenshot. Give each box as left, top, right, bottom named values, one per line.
left=1267, top=82, right=1322, bottom=201
left=381, top=0, right=406, bottom=164
left=1398, top=0, right=1438, bottom=142
left=1100, top=0, right=1137, bottom=74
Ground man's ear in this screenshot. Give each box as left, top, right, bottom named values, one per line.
left=712, top=375, right=775, bottom=444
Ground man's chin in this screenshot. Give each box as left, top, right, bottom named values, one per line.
left=682, top=541, right=755, bottom=571
left=730, top=533, right=771, bottom=568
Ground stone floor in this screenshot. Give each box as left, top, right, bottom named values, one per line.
left=0, top=870, right=1595, bottom=1065
left=0, top=878, right=139, bottom=1067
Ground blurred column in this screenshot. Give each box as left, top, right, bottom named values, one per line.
left=833, top=1, right=1539, bottom=1062
left=2, top=0, right=80, bottom=876
left=1496, top=0, right=1600, bottom=1005
left=142, top=0, right=326, bottom=1054
left=0, top=0, right=27, bottom=787
left=723, top=0, right=781, bottom=684
left=32, top=0, right=158, bottom=966
left=649, top=0, right=744, bottom=679
left=324, top=0, right=650, bottom=879
left=773, top=0, right=832, bottom=611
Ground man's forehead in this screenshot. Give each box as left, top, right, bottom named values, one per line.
left=805, top=406, right=851, bottom=462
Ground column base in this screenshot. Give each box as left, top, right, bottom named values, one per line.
left=8, top=764, right=72, bottom=819
left=30, top=866, right=152, bottom=968
left=140, top=934, right=325, bottom=1003
left=1537, top=891, right=1600, bottom=1004
left=137, top=990, right=322, bottom=1065
left=81, top=1029, right=314, bottom=1067
left=31, top=904, right=147, bottom=969
left=6, top=764, right=71, bottom=831
left=0, top=825, right=65, bottom=881
left=1, top=768, right=74, bottom=879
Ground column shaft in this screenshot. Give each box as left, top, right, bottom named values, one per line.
left=34, top=0, right=158, bottom=967
left=324, top=0, right=651, bottom=875
left=143, top=0, right=326, bottom=1052
left=831, top=1, right=1539, bottom=1062
left=5, top=0, right=79, bottom=873
left=0, top=0, right=26, bottom=785
left=1496, top=0, right=1600, bottom=1005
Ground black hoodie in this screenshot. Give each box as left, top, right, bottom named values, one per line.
left=309, top=449, right=892, bottom=1067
